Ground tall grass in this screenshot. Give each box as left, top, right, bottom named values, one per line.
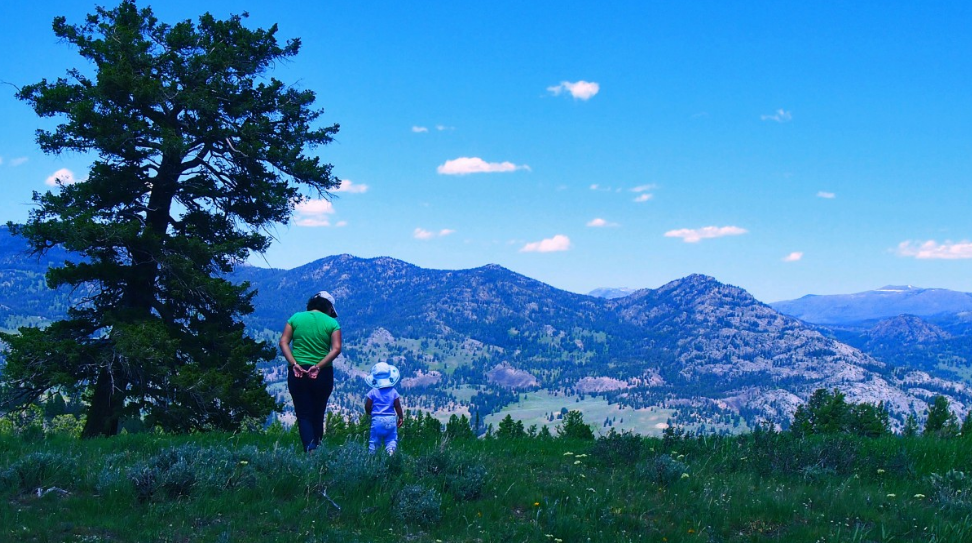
left=2, top=422, right=972, bottom=542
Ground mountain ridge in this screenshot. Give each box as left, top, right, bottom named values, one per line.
left=2, top=228, right=970, bottom=433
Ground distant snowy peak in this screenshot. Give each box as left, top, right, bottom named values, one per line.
left=588, top=287, right=638, bottom=299
left=875, top=285, right=920, bottom=293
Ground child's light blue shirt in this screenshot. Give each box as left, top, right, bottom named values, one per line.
left=367, top=387, right=400, bottom=416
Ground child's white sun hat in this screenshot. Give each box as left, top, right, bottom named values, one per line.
left=368, top=362, right=400, bottom=389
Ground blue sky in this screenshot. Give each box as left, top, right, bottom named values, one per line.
left=1, top=1, right=970, bottom=302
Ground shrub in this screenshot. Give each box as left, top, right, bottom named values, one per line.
left=393, top=484, right=442, bottom=526
left=593, top=429, right=645, bottom=466
left=443, top=455, right=488, bottom=502
left=0, top=450, right=78, bottom=492
left=325, top=442, right=388, bottom=494
left=639, top=454, right=688, bottom=486
left=411, top=447, right=488, bottom=501
left=928, top=470, right=972, bottom=511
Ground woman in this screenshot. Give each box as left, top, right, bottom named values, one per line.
left=279, top=291, right=342, bottom=452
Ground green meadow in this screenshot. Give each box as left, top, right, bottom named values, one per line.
left=3, top=412, right=972, bottom=542
left=484, top=390, right=675, bottom=436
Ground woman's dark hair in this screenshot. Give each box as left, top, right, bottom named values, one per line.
left=307, top=295, right=337, bottom=317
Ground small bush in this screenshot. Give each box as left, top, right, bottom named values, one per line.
left=639, top=454, right=688, bottom=486
left=593, top=430, right=645, bottom=466
left=444, top=457, right=488, bottom=502
left=326, top=442, right=388, bottom=494
left=929, top=470, right=972, bottom=511
left=411, top=448, right=488, bottom=501
left=394, top=484, right=442, bottom=526
left=1, top=450, right=78, bottom=492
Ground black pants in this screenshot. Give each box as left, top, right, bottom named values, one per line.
left=288, top=366, right=334, bottom=451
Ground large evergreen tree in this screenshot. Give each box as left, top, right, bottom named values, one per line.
left=0, top=1, right=339, bottom=437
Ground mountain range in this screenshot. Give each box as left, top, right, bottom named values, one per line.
left=2, top=226, right=971, bottom=434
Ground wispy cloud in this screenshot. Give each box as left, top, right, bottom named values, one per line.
left=634, top=194, right=653, bottom=203
left=587, top=218, right=618, bottom=228
left=437, top=157, right=530, bottom=175
left=412, top=126, right=429, bottom=133
left=435, top=125, right=455, bottom=131
left=45, top=168, right=84, bottom=186
left=520, top=234, right=571, bottom=253
left=664, top=226, right=748, bottom=243
left=294, top=198, right=336, bottom=227
left=10, top=157, right=28, bottom=166
left=761, top=109, right=792, bottom=122
left=817, top=191, right=836, bottom=199
left=414, top=228, right=455, bottom=240
left=547, top=80, right=600, bottom=101
left=334, top=179, right=368, bottom=193
left=897, top=240, right=972, bottom=260
left=631, top=184, right=656, bottom=193
left=783, top=252, right=803, bottom=262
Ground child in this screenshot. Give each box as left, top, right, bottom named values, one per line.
left=365, top=362, right=404, bottom=454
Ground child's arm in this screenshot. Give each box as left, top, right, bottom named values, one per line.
left=365, top=397, right=373, bottom=417
left=394, top=397, right=404, bottom=427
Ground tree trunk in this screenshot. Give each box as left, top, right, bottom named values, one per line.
left=81, top=368, right=128, bottom=438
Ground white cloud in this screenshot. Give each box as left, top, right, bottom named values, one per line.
left=437, top=157, right=530, bottom=175
left=761, top=109, right=793, bottom=122
left=783, top=252, right=804, bottom=262
left=412, top=126, right=429, bottom=133
left=634, top=194, right=653, bottom=203
left=414, top=228, right=455, bottom=240
left=547, top=80, right=600, bottom=100
left=897, top=240, right=972, bottom=260
left=817, top=191, right=836, bottom=199
left=294, top=198, right=336, bottom=227
left=589, top=184, right=599, bottom=190
left=587, top=218, right=618, bottom=228
left=334, top=179, right=368, bottom=193
left=435, top=125, right=455, bottom=131
left=295, top=217, right=333, bottom=227
left=10, top=157, right=27, bottom=166
left=520, top=234, right=571, bottom=253
left=335, top=221, right=348, bottom=228
left=45, top=168, right=84, bottom=186
left=631, top=184, right=656, bottom=193
left=664, top=226, right=748, bottom=243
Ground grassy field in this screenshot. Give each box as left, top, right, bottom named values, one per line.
left=4, top=416, right=972, bottom=542
left=484, top=390, right=676, bottom=436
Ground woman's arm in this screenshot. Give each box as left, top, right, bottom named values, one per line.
left=365, top=397, right=373, bottom=417
left=279, top=323, right=305, bottom=376
left=308, top=329, right=342, bottom=379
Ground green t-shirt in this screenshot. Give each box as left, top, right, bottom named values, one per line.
left=287, top=311, right=341, bottom=366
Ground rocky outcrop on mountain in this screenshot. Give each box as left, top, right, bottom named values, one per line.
left=604, top=274, right=952, bottom=423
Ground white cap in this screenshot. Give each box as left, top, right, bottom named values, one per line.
left=314, top=291, right=338, bottom=317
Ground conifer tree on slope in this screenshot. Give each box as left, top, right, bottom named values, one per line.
left=0, top=1, right=339, bottom=437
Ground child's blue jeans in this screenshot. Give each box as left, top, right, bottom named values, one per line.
left=369, top=415, right=398, bottom=454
